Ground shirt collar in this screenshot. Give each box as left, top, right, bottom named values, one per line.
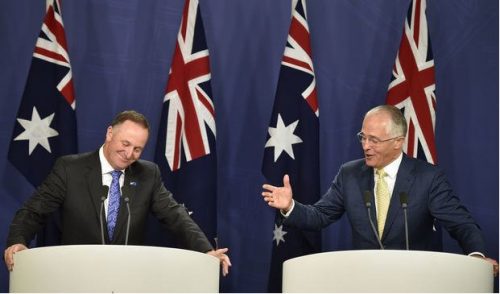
left=99, top=146, right=125, bottom=175
left=377, top=152, right=403, bottom=180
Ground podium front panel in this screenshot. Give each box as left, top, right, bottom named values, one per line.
left=10, top=245, right=219, bottom=292
left=283, top=250, right=493, bottom=292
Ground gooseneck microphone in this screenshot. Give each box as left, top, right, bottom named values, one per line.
left=124, top=196, right=131, bottom=246
left=399, top=192, right=410, bottom=250
left=363, top=190, right=384, bottom=250
left=99, top=185, right=109, bottom=245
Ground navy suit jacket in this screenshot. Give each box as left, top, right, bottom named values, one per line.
left=6, top=150, right=212, bottom=253
left=285, top=154, right=485, bottom=254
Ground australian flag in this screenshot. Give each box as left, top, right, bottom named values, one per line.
left=7, top=0, right=77, bottom=247
left=386, top=0, right=437, bottom=165
left=386, top=0, right=442, bottom=250
left=154, top=0, right=217, bottom=244
left=8, top=0, right=77, bottom=191
left=261, top=0, right=321, bottom=291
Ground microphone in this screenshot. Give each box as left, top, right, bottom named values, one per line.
left=99, top=185, right=109, bottom=245
left=123, top=196, right=131, bottom=246
left=399, top=192, right=410, bottom=250
left=363, top=191, right=384, bottom=249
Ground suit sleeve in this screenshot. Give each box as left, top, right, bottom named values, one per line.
left=149, top=164, right=213, bottom=253
left=428, top=168, right=486, bottom=254
left=284, top=165, right=346, bottom=230
left=6, top=157, right=68, bottom=247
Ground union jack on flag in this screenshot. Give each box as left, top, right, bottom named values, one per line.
left=8, top=0, right=77, bottom=247
left=154, top=0, right=217, bottom=241
left=262, top=0, right=321, bottom=291
left=8, top=0, right=77, bottom=188
left=161, top=0, right=215, bottom=172
left=386, top=0, right=437, bottom=164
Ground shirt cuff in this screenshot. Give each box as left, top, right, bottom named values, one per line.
left=468, top=252, right=485, bottom=258
left=280, top=200, right=295, bottom=218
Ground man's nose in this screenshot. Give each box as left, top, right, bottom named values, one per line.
left=124, top=147, right=134, bottom=158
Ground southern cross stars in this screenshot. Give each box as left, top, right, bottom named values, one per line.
left=273, top=224, right=287, bottom=246
left=14, top=107, right=59, bottom=155
left=265, top=114, right=302, bottom=162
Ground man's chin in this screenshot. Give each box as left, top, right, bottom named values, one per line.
left=364, top=157, right=375, bottom=167
left=116, top=160, right=133, bottom=170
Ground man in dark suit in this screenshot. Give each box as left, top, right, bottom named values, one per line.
left=262, top=105, right=498, bottom=275
left=4, top=110, right=231, bottom=275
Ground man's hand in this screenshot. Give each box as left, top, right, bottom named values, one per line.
left=471, top=255, right=499, bottom=277
left=262, top=174, right=293, bottom=212
left=484, top=257, right=499, bottom=277
left=207, top=248, right=231, bottom=276
left=4, top=244, right=28, bottom=271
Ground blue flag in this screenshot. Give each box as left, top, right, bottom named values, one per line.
left=261, top=0, right=321, bottom=291
left=386, top=0, right=442, bottom=251
left=154, top=0, right=217, bottom=243
left=8, top=0, right=77, bottom=191
left=7, top=0, right=77, bottom=246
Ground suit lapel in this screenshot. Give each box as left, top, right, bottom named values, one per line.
left=381, top=155, right=415, bottom=240
left=358, top=164, right=374, bottom=204
left=84, top=151, right=106, bottom=233
left=358, top=164, right=377, bottom=233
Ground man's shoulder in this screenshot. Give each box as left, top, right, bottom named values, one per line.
left=342, top=158, right=366, bottom=170
left=401, top=154, right=440, bottom=172
left=57, top=150, right=97, bottom=165
left=129, top=158, right=159, bottom=174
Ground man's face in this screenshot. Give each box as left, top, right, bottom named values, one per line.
left=360, top=112, right=404, bottom=169
left=103, top=120, right=149, bottom=170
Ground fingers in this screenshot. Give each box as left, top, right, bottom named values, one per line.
left=283, top=174, right=290, bottom=189
left=220, top=253, right=232, bottom=276
left=4, top=244, right=27, bottom=272
left=487, top=258, right=499, bottom=277
left=213, top=248, right=228, bottom=255
left=207, top=248, right=232, bottom=276
left=479, top=257, right=499, bottom=277
left=3, top=248, right=12, bottom=272
left=262, top=183, right=277, bottom=192
left=262, top=191, right=275, bottom=205
left=261, top=183, right=276, bottom=206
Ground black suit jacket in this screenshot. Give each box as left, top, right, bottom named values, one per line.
left=6, top=151, right=212, bottom=253
left=285, top=154, right=485, bottom=254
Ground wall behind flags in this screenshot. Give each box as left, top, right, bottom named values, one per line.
left=0, top=0, right=497, bottom=291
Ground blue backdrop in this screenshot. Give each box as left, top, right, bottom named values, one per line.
left=0, top=0, right=498, bottom=292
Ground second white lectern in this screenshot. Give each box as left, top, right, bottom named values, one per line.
left=283, top=250, right=493, bottom=292
left=10, top=245, right=219, bottom=292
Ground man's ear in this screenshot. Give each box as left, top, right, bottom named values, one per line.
left=105, top=126, right=113, bottom=141
left=394, top=137, right=405, bottom=150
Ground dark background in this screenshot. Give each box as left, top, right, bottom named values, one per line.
left=0, top=0, right=498, bottom=291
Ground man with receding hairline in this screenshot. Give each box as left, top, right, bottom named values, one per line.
left=262, top=105, right=498, bottom=276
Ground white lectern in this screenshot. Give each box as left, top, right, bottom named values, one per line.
left=10, top=245, right=219, bottom=292
left=283, top=250, right=493, bottom=292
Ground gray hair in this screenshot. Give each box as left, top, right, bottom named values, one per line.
left=365, top=105, right=407, bottom=137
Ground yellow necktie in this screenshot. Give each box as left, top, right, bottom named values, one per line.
left=376, top=169, right=390, bottom=238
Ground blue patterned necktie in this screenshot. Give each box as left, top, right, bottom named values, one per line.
left=107, top=170, right=122, bottom=241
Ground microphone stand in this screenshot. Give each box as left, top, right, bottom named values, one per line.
left=124, top=197, right=131, bottom=246
left=99, top=186, right=109, bottom=245
left=400, top=192, right=410, bottom=250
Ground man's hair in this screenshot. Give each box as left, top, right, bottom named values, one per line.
left=366, top=105, right=407, bottom=137
left=110, top=110, right=150, bottom=131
